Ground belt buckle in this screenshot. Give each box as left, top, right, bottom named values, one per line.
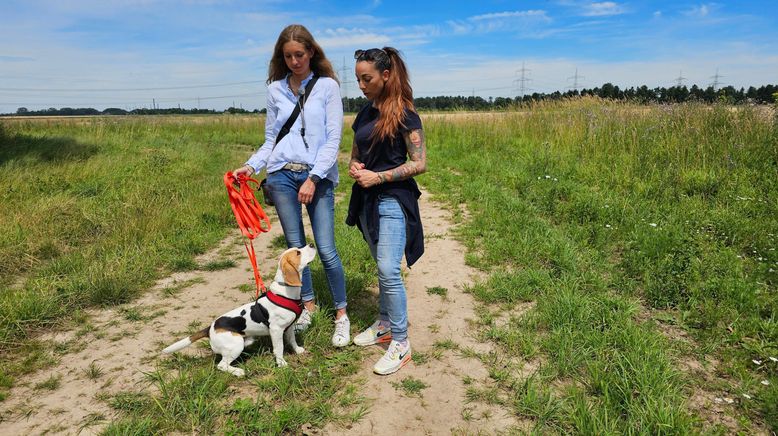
left=285, top=162, right=309, bottom=172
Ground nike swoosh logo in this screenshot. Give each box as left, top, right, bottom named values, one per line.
left=398, top=350, right=409, bottom=360
left=376, top=330, right=390, bottom=338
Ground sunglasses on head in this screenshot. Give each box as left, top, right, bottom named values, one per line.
left=354, top=48, right=387, bottom=61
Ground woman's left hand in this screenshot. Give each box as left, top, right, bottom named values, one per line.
left=353, top=169, right=382, bottom=188
left=298, top=178, right=316, bottom=204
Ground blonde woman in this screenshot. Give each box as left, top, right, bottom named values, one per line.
left=233, top=24, right=349, bottom=347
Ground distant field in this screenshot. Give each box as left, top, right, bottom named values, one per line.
left=1, top=100, right=776, bottom=433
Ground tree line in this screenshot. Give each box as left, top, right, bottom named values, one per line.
left=5, top=83, right=777, bottom=116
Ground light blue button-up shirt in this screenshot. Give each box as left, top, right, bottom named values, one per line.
left=246, top=72, right=343, bottom=185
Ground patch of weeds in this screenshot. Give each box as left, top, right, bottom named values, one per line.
left=428, top=323, right=440, bottom=334
left=236, top=283, right=254, bottom=294
left=434, top=339, right=459, bottom=351
left=459, top=346, right=480, bottom=360
left=121, top=307, right=143, bottom=321
left=109, top=392, right=151, bottom=413
left=426, top=286, right=448, bottom=299
left=392, top=376, right=428, bottom=398
left=201, top=259, right=236, bottom=271
left=84, top=361, right=103, bottom=380
left=465, top=385, right=502, bottom=405
left=161, top=277, right=206, bottom=297
left=462, top=375, right=475, bottom=385
left=79, top=412, right=107, bottom=432
left=412, top=352, right=430, bottom=365
left=271, top=234, right=288, bottom=249
left=34, top=374, right=62, bottom=391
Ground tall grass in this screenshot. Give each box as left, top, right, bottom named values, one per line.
left=0, top=116, right=259, bottom=348
left=422, top=98, right=777, bottom=432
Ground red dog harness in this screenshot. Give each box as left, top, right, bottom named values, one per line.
left=265, top=290, right=303, bottom=318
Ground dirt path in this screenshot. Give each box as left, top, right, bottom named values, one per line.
left=0, top=188, right=521, bottom=435
left=0, top=220, right=287, bottom=434
left=327, top=190, right=522, bottom=435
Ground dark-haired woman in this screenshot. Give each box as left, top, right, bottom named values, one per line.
left=233, top=24, right=350, bottom=347
left=347, top=47, right=427, bottom=375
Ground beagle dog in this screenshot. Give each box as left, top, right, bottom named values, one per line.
left=162, top=245, right=316, bottom=376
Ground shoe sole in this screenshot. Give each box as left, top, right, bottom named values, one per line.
left=332, top=337, right=351, bottom=347
left=373, top=351, right=412, bottom=375
left=354, top=332, right=392, bottom=347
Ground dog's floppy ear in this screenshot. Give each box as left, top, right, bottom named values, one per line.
left=281, top=250, right=303, bottom=286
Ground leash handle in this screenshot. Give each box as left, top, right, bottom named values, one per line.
left=225, top=171, right=271, bottom=298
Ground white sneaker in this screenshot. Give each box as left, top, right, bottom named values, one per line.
left=332, top=315, right=350, bottom=347
left=373, top=339, right=412, bottom=375
left=294, top=308, right=312, bottom=333
left=353, top=320, right=392, bottom=346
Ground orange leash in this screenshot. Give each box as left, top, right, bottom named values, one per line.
left=224, top=172, right=272, bottom=298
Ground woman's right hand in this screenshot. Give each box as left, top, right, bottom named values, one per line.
left=233, top=165, right=254, bottom=180
left=348, top=161, right=365, bottom=179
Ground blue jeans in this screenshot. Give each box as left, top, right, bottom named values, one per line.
left=359, top=195, right=408, bottom=342
left=265, top=169, right=347, bottom=309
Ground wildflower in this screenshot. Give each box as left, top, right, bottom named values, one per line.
left=769, top=357, right=778, bottom=362
left=743, top=393, right=752, bottom=400
left=649, top=223, right=658, bottom=227
left=753, top=359, right=762, bottom=365
left=545, top=175, right=551, bottom=179
left=761, top=380, right=770, bottom=386
left=605, top=224, right=611, bottom=228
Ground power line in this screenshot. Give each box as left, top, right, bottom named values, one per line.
left=0, top=80, right=264, bottom=93
left=513, top=62, right=532, bottom=97
left=567, top=68, right=584, bottom=91
left=674, top=70, right=687, bottom=87
left=1, top=91, right=266, bottom=107
left=709, top=68, right=724, bottom=90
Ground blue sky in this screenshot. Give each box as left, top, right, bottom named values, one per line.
left=1, top=0, right=776, bottom=112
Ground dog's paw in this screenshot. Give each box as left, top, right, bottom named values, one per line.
left=275, top=357, right=288, bottom=367
left=294, top=346, right=306, bottom=354
left=218, top=365, right=245, bottom=377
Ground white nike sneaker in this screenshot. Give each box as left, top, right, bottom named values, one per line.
left=353, top=320, right=392, bottom=346
left=332, top=315, right=351, bottom=347
left=294, top=308, right=312, bottom=333
left=373, top=339, right=412, bottom=375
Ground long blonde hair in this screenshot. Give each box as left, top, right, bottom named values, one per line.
left=267, top=24, right=338, bottom=84
left=357, top=47, right=415, bottom=144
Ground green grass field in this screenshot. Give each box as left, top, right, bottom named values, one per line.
left=1, top=100, right=776, bottom=433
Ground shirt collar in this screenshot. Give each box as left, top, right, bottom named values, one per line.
left=284, top=71, right=315, bottom=96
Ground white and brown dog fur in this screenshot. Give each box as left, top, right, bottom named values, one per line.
left=162, top=245, right=316, bottom=376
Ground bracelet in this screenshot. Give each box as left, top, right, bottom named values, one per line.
left=378, top=172, right=385, bottom=184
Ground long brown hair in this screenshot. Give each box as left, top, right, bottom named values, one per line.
left=267, top=24, right=338, bottom=84
left=357, top=47, right=415, bottom=144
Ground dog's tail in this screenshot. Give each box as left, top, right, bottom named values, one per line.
left=162, top=327, right=209, bottom=354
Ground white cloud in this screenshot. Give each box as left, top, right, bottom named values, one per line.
left=685, top=4, right=715, bottom=18
left=470, top=10, right=550, bottom=21
left=317, top=30, right=391, bottom=49
left=448, top=10, right=551, bottom=35
left=581, top=2, right=626, bottom=17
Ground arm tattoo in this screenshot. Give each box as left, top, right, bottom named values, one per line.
left=385, top=129, right=427, bottom=182
left=349, top=138, right=361, bottom=167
